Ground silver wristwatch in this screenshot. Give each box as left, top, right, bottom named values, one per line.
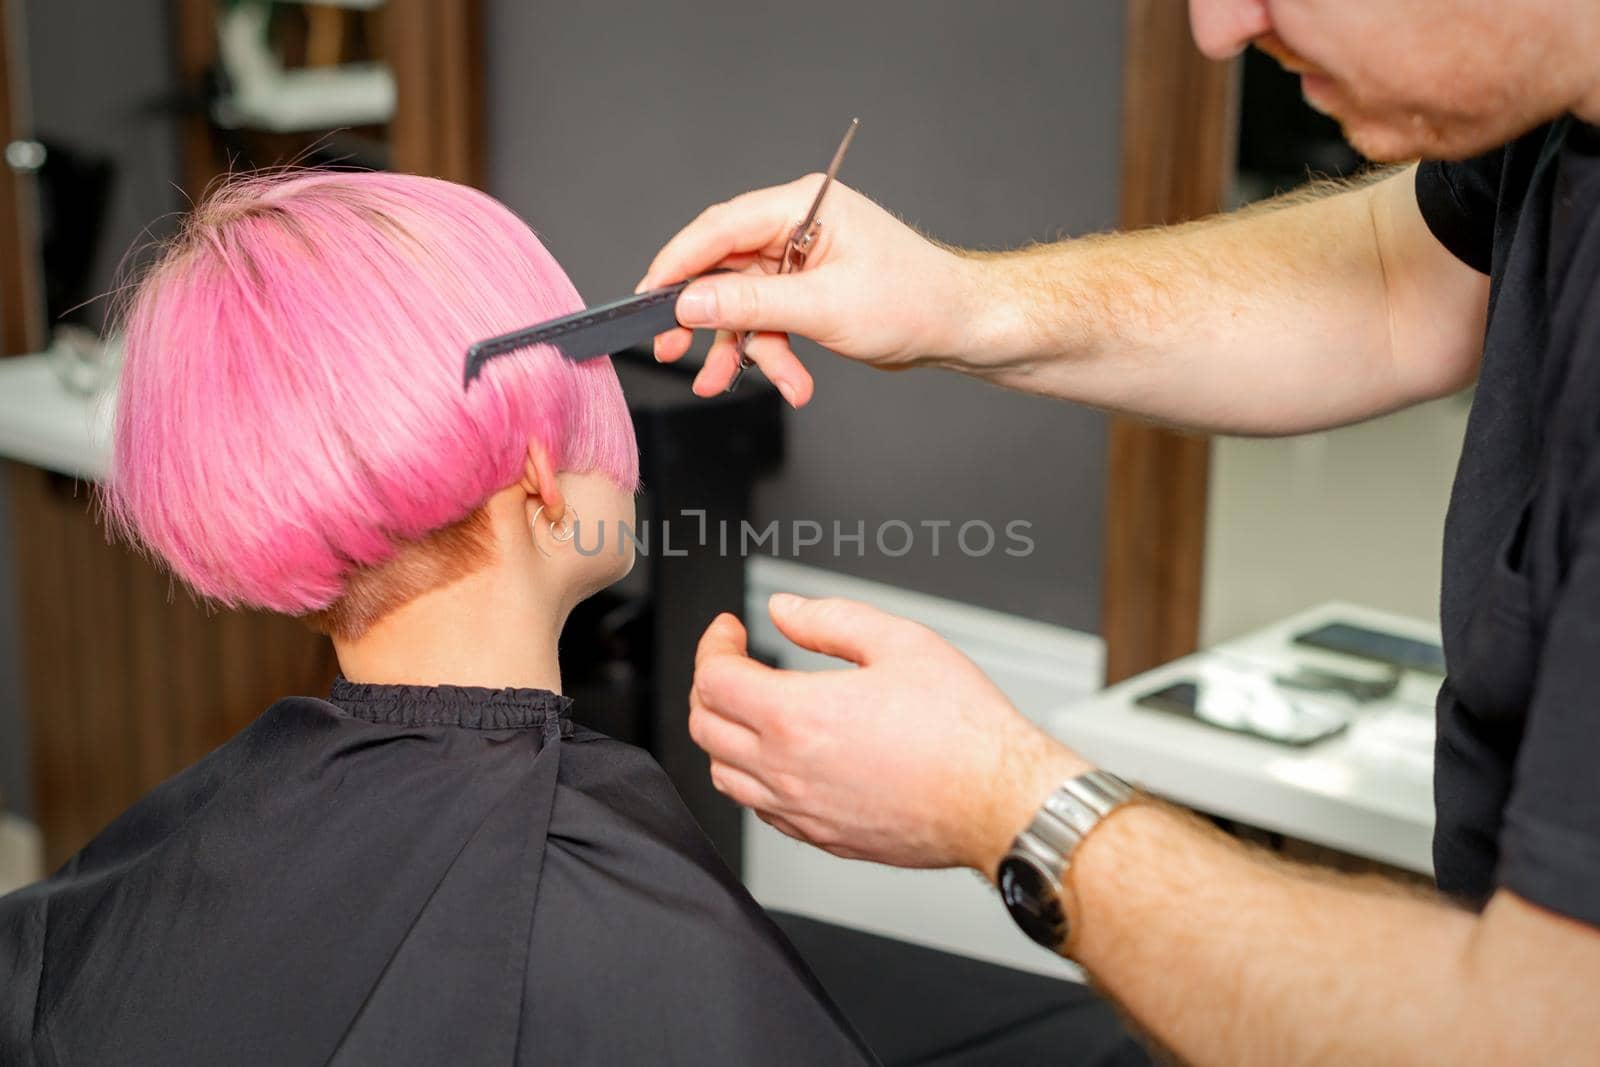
left=997, top=769, right=1135, bottom=953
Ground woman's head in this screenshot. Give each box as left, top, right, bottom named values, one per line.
left=106, top=171, right=639, bottom=637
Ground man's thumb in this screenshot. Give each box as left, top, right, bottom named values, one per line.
left=768, top=594, right=902, bottom=666
left=676, top=272, right=820, bottom=335
left=695, top=612, right=750, bottom=669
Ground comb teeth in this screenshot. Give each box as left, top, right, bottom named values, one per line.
left=462, top=279, right=692, bottom=390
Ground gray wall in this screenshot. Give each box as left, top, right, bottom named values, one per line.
left=485, top=0, right=1122, bottom=630
left=22, top=0, right=184, bottom=327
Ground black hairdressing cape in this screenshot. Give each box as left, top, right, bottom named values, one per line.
left=0, top=680, right=878, bottom=1065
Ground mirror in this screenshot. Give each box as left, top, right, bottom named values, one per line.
left=0, top=0, right=482, bottom=868
left=5, top=0, right=479, bottom=359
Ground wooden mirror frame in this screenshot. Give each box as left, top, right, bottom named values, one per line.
left=0, top=0, right=40, bottom=355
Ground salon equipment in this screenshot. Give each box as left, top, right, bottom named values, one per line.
left=463, top=279, right=695, bottom=386
left=1292, top=620, right=1446, bottom=675
left=1273, top=663, right=1401, bottom=703
left=212, top=1, right=396, bottom=133
left=45, top=326, right=121, bottom=398
left=1044, top=601, right=1439, bottom=873
left=1135, top=673, right=1349, bottom=747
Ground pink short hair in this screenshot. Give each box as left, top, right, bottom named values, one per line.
left=106, top=171, right=638, bottom=618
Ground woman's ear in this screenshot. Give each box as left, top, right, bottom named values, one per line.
left=521, top=441, right=565, bottom=524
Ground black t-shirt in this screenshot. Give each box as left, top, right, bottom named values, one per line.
left=1417, top=116, right=1600, bottom=928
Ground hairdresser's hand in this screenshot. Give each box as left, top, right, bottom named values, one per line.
left=638, top=176, right=982, bottom=406
left=689, top=595, right=1091, bottom=876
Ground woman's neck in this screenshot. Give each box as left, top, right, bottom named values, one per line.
left=332, top=560, right=567, bottom=694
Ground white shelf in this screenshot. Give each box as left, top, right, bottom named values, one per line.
left=213, top=63, right=396, bottom=133
left=213, top=2, right=395, bottom=133
left=0, top=354, right=112, bottom=482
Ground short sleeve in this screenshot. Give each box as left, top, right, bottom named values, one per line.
left=1499, top=512, right=1600, bottom=927
left=1415, top=152, right=1504, bottom=275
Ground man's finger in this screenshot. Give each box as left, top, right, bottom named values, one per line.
left=754, top=807, right=807, bottom=843
left=714, top=332, right=814, bottom=406
left=688, top=332, right=812, bottom=405
left=638, top=181, right=812, bottom=290
left=767, top=594, right=920, bottom=667
left=693, top=655, right=795, bottom=734
left=688, top=700, right=762, bottom=772
left=692, top=613, right=795, bottom=733
left=652, top=326, right=694, bottom=364
left=745, top=332, right=814, bottom=406
left=708, top=760, right=781, bottom=811
left=691, top=339, right=747, bottom=398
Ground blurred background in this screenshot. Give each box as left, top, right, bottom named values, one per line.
left=0, top=0, right=1460, bottom=951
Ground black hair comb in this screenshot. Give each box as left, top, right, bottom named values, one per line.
left=463, top=279, right=693, bottom=388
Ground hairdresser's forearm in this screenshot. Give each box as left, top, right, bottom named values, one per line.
left=944, top=167, right=1485, bottom=435
left=1059, top=801, right=1599, bottom=1066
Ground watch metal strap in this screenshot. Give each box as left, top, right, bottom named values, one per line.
left=1014, top=769, right=1135, bottom=873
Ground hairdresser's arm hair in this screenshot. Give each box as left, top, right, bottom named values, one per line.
left=955, top=165, right=1488, bottom=435
left=1050, top=794, right=1600, bottom=1067
left=958, top=170, right=1596, bottom=1062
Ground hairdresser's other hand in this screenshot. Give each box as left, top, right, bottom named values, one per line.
left=688, top=595, right=1091, bottom=875
left=638, top=176, right=981, bottom=406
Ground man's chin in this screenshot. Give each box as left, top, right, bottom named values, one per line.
left=1337, top=112, right=1517, bottom=163
left=1338, top=120, right=1436, bottom=163
left=1298, top=78, right=1444, bottom=160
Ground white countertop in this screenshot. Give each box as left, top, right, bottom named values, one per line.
left=1048, top=600, right=1439, bottom=874
left=0, top=354, right=112, bottom=481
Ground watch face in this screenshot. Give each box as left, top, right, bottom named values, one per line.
left=999, top=855, right=1067, bottom=951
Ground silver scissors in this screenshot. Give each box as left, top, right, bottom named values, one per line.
left=726, top=117, right=860, bottom=393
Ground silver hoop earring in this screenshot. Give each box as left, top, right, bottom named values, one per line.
left=530, top=504, right=578, bottom=558
left=550, top=504, right=578, bottom=544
